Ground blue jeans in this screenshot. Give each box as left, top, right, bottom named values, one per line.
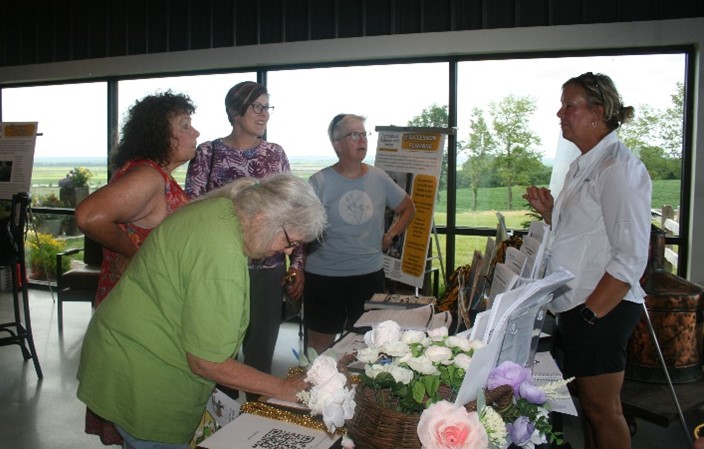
left=116, top=426, right=189, bottom=449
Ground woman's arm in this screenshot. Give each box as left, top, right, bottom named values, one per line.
left=185, top=142, right=213, bottom=199
left=186, top=353, right=307, bottom=403
left=75, top=165, right=167, bottom=258
left=522, top=186, right=554, bottom=225
left=383, top=195, right=416, bottom=251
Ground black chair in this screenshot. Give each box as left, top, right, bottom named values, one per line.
left=56, top=235, right=102, bottom=332
left=0, top=192, right=43, bottom=379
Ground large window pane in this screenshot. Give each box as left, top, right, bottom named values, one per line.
left=267, top=63, right=448, bottom=178
left=118, top=73, right=256, bottom=184
left=2, top=82, right=108, bottom=281
left=456, top=54, right=686, bottom=267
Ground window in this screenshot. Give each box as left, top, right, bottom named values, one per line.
left=455, top=53, right=686, bottom=272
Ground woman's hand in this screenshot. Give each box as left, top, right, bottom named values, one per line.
left=523, top=186, right=554, bottom=225
left=279, top=373, right=310, bottom=403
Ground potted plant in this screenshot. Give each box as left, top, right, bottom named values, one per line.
left=28, top=232, right=70, bottom=281
left=58, top=167, right=93, bottom=207
left=31, top=193, right=65, bottom=236
left=58, top=167, right=93, bottom=235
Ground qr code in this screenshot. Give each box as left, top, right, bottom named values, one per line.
left=253, top=428, right=315, bottom=449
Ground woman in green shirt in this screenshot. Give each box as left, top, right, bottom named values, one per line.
left=77, top=173, right=326, bottom=447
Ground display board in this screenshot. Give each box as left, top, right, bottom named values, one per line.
left=0, top=122, right=38, bottom=200
left=374, top=126, right=451, bottom=288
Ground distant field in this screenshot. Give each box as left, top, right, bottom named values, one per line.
left=27, top=162, right=682, bottom=293
left=31, top=162, right=682, bottom=211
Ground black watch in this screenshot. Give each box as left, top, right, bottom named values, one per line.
left=579, top=304, right=600, bottom=325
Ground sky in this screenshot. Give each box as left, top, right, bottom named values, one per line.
left=1, top=53, right=686, bottom=163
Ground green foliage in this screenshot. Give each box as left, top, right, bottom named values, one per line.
left=619, top=82, right=684, bottom=179
left=28, top=232, right=70, bottom=280
left=58, top=167, right=94, bottom=188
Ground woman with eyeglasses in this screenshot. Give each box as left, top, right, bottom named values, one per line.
left=185, top=82, right=301, bottom=396
left=77, top=174, right=326, bottom=449
left=524, top=73, right=651, bottom=449
left=303, top=113, right=416, bottom=354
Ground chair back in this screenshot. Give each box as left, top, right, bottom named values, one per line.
left=83, top=236, right=103, bottom=266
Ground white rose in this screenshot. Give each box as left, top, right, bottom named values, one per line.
left=364, top=320, right=401, bottom=348
left=425, top=345, right=453, bottom=363
left=397, top=352, right=413, bottom=364
left=365, top=363, right=386, bottom=379
left=406, top=355, right=439, bottom=375
left=305, top=355, right=341, bottom=385
left=427, top=326, right=449, bottom=340
left=385, top=364, right=414, bottom=384
left=446, top=335, right=472, bottom=352
left=312, top=371, right=347, bottom=397
left=356, top=347, right=380, bottom=363
left=453, top=353, right=472, bottom=370
left=401, top=329, right=426, bottom=344
left=320, top=387, right=356, bottom=432
left=381, top=340, right=410, bottom=357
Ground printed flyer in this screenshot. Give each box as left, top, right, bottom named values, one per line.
left=374, top=126, right=449, bottom=288
left=0, top=122, right=38, bottom=200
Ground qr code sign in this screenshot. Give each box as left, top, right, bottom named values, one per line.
left=253, top=428, right=316, bottom=449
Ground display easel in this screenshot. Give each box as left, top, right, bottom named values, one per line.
left=0, top=192, right=43, bottom=379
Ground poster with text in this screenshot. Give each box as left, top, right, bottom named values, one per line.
left=374, top=126, right=449, bottom=289
left=0, top=122, right=38, bottom=200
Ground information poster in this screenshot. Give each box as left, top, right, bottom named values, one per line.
left=374, top=126, right=449, bottom=288
left=0, top=122, right=38, bottom=200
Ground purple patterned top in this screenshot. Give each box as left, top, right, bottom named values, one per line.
left=185, top=138, right=303, bottom=270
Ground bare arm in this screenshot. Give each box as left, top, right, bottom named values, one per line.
left=584, top=272, right=632, bottom=318
left=382, top=195, right=416, bottom=251
left=186, top=353, right=307, bottom=403
left=75, top=165, right=167, bottom=258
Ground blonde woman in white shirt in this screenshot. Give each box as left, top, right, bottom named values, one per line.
left=524, top=72, right=651, bottom=449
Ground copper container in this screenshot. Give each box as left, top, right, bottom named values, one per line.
left=626, top=226, right=704, bottom=383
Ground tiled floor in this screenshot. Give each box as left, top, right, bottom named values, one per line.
left=0, top=287, right=699, bottom=448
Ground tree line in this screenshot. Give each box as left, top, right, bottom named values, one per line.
left=407, top=82, right=683, bottom=211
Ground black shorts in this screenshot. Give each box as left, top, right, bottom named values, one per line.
left=303, top=269, right=385, bottom=334
left=555, top=300, right=642, bottom=377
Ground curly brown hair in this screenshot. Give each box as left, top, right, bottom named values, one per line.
left=111, top=90, right=196, bottom=169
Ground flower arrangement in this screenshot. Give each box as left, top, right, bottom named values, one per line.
left=416, top=360, right=574, bottom=449
left=355, top=320, right=485, bottom=415
left=297, top=355, right=357, bottom=434
left=296, top=320, right=572, bottom=449
left=58, top=167, right=93, bottom=189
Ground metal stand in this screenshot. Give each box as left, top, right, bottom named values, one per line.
left=0, top=192, right=43, bottom=379
left=641, top=302, right=692, bottom=446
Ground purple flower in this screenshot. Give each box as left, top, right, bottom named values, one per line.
left=507, top=416, right=535, bottom=446
left=487, top=361, right=532, bottom=396
left=519, top=382, right=547, bottom=404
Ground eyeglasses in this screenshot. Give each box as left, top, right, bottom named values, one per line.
left=338, top=131, right=371, bottom=141
left=250, top=102, right=275, bottom=114
left=282, top=227, right=302, bottom=250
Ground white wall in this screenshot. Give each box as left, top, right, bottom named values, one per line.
left=2, top=17, right=702, bottom=284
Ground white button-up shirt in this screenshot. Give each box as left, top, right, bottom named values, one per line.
left=548, top=131, right=652, bottom=314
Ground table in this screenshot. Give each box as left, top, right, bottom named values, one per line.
left=621, top=376, right=704, bottom=427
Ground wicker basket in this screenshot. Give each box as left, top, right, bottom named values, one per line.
left=346, top=384, right=514, bottom=449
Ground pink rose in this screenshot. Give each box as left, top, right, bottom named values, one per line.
left=417, top=400, right=489, bottom=449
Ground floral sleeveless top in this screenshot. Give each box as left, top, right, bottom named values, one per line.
left=94, top=158, right=189, bottom=307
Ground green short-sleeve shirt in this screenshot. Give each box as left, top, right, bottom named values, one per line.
left=77, top=197, right=249, bottom=443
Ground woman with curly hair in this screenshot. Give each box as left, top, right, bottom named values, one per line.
left=75, top=90, right=199, bottom=445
